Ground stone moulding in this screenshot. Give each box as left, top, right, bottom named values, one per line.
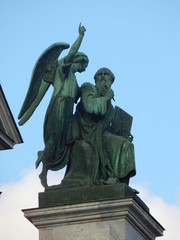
left=0, top=84, right=23, bottom=149
left=23, top=197, right=164, bottom=240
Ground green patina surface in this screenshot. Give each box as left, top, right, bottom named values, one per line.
left=39, top=184, right=141, bottom=208
left=19, top=25, right=137, bottom=205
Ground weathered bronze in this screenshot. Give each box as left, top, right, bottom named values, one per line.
left=18, top=25, right=136, bottom=203
left=18, top=24, right=88, bottom=188
left=62, top=67, right=136, bottom=188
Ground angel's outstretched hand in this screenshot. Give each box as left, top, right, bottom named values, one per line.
left=79, top=23, right=86, bottom=35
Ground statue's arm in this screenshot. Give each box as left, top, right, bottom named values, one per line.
left=63, top=23, right=86, bottom=65
left=81, top=83, right=111, bottom=116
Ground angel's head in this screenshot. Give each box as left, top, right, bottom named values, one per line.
left=72, top=52, right=89, bottom=73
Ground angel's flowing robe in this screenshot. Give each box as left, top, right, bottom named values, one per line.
left=38, top=59, right=80, bottom=171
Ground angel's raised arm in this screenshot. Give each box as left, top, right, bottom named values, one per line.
left=64, top=23, right=86, bottom=64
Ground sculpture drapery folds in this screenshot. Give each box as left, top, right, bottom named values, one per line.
left=18, top=25, right=136, bottom=190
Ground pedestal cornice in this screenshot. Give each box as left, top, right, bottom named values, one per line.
left=23, top=197, right=164, bottom=240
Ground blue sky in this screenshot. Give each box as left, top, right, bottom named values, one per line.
left=0, top=1, right=180, bottom=239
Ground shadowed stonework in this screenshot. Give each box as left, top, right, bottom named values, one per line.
left=39, top=183, right=140, bottom=208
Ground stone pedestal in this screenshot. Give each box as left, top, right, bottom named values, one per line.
left=23, top=196, right=164, bottom=240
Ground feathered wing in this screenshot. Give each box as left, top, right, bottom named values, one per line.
left=18, top=42, right=70, bottom=125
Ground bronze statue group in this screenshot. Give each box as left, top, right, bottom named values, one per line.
left=18, top=24, right=136, bottom=189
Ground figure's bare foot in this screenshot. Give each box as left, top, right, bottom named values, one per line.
left=36, top=151, right=43, bottom=169
left=39, top=168, right=48, bottom=188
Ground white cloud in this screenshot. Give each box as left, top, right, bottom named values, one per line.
left=0, top=170, right=41, bottom=240
left=0, top=168, right=64, bottom=240
left=0, top=171, right=179, bottom=240
left=132, top=184, right=180, bottom=240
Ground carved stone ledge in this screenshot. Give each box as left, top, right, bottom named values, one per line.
left=23, top=197, right=164, bottom=240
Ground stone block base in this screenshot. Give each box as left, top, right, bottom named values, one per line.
left=38, top=183, right=139, bottom=208
left=23, top=197, right=164, bottom=240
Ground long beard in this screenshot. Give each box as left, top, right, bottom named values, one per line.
left=96, top=85, right=107, bottom=96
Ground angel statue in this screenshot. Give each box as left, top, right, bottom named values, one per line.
left=18, top=24, right=89, bottom=187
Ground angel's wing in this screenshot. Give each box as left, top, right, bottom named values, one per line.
left=18, top=42, right=70, bottom=125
